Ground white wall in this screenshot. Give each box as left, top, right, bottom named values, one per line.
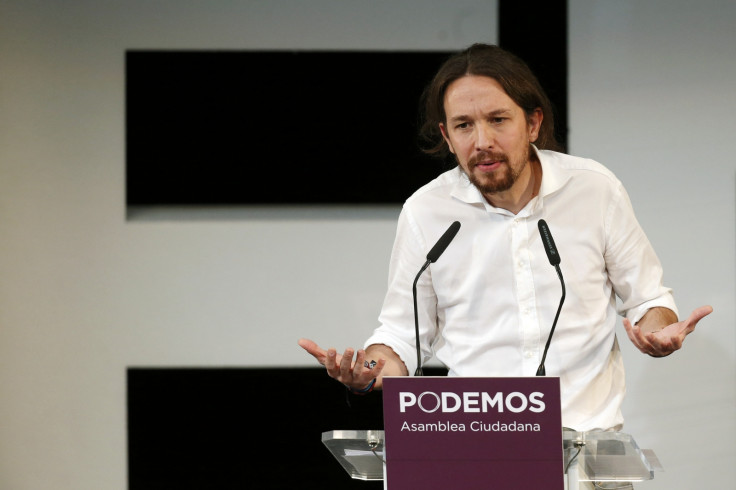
left=1, top=0, right=734, bottom=488
left=569, top=1, right=736, bottom=488
left=0, top=1, right=497, bottom=488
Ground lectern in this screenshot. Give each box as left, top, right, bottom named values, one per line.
left=321, top=377, right=662, bottom=489
left=322, top=429, right=661, bottom=488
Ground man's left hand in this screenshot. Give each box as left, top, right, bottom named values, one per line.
left=623, top=305, right=713, bottom=357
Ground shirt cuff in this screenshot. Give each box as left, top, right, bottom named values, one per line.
left=625, top=292, right=679, bottom=325
left=363, top=331, right=418, bottom=376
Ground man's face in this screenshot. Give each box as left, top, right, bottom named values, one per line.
left=439, top=76, right=541, bottom=198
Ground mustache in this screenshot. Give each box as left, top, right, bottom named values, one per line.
left=468, top=151, right=508, bottom=167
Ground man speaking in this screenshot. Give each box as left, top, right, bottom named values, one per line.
left=299, top=44, right=711, bottom=431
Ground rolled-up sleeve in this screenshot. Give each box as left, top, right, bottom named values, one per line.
left=364, top=207, right=439, bottom=375
left=604, top=183, right=678, bottom=324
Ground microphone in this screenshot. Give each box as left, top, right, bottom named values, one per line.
left=413, top=221, right=461, bottom=376
left=538, top=218, right=561, bottom=266
left=536, top=219, right=566, bottom=376
left=426, top=221, right=461, bottom=263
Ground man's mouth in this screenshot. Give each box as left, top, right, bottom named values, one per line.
left=471, top=155, right=506, bottom=172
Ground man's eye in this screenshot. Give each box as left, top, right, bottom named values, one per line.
left=456, top=122, right=470, bottom=130
left=492, top=117, right=506, bottom=124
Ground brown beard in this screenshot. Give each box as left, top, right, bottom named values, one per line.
left=464, top=147, right=529, bottom=195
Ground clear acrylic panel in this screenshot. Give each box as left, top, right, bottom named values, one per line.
left=563, top=430, right=658, bottom=482
left=321, top=430, right=385, bottom=481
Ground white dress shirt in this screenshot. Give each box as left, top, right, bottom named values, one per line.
left=365, top=148, right=677, bottom=431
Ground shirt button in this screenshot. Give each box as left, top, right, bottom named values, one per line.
left=524, top=351, right=534, bottom=358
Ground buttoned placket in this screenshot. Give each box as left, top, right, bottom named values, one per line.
left=507, top=194, right=544, bottom=375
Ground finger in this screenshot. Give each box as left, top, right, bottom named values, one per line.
left=632, top=322, right=663, bottom=356
left=338, top=348, right=355, bottom=380
left=324, top=348, right=339, bottom=375
left=370, top=358, right=387, bottom=379
left=623, top=318, right=650, bottom=353
left=683, top=305, right=713, bottom=332
left=622, top=318, right=637, bottom=345
left=359, top=357, right=386, bottom=381
left=297, top=338, right=328, bottom=363
left=350, top=357, right=386, bottom=391
left=644, top=331, right=681, bottom=356
left=351, top=349, right=376, bottom=389
left=353, top=349, right=367, bottom=377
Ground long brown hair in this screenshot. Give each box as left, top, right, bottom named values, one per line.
left=420, top=43, right=562, bottom=157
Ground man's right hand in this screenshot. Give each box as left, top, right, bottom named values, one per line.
left=298, top=338, right=386, bottom=391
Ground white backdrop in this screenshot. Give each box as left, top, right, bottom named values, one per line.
left=569, top=1, right=736, bottom=488
left=0, top=0, right=733, bottom=488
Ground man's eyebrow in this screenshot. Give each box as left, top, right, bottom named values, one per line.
left=447, top=114, right=471, bottom=124
left=488, top=108, right=513, bottom=117
left=447, top=108, right=514, bottom=123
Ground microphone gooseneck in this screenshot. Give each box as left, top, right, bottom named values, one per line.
left=536, top=219, right=566, bottom=376
left=413, top=221, right=461, bottom=376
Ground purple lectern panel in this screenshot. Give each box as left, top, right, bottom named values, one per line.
left=383, top=377, right=563, bottom=490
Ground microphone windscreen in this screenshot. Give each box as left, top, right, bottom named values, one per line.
left=426, top=221, right=461, bottom=263
left=538, top=219, right=561, bottom=266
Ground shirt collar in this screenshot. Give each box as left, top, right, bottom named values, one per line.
left=449, top=146, right=572, bottom=209
left=449, top=168, right=486, bottom=205
left=536, top=146, right=571, bottom=199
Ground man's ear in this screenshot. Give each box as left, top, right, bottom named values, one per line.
left=527, top=108, right=543, bottom=143
left=439, top=123, right=455, bottom=154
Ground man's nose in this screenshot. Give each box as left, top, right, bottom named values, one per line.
left=475, top=122, right=496, bottom=150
